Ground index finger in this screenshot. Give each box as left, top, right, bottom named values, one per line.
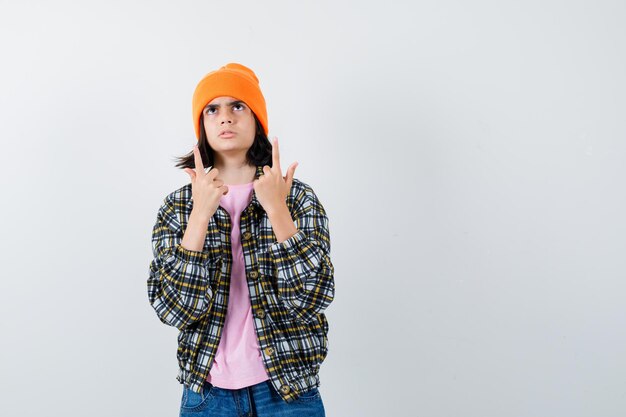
left=193, top=145, right=205, bottom=177
left=271, top=137, right=281, bottom=173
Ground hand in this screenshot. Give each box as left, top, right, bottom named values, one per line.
left=184, top=144, right=228, bottom=220
left=253, top=137, right=298, bottom=213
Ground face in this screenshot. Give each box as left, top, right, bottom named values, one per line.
left=202, top=95, right=256, bottom=159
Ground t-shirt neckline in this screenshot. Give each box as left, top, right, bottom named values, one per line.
left=225, top=181, right=254, bottom=187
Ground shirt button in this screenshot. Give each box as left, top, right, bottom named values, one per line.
left=242, top=232, right=252, bottom=240
left=255, top=308, right=265, bottom=319
left=264, top=347, right=275, bottom=356
left=280, top=385, right=291, bottom=395
left=249, top=270, right=259, bottom=279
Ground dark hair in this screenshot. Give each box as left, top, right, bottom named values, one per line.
left=174, top=112, right=272, bottom=170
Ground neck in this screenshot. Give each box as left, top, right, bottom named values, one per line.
left=212, top=155, right=256, bottom=185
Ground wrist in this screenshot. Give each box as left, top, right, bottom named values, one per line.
left=265, top=201, right=289, bottom=218
left=189, top=208, right=212, bottom=225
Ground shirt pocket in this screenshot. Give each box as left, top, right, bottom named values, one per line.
left=203, top=220, right=223, bottom=261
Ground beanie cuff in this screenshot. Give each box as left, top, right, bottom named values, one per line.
left=192, top=64, right=268, bottom=140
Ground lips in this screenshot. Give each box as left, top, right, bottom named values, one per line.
left=219, top=130, right=236, bottom=137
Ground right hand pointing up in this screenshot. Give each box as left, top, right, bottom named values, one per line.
left=183, top=144, right=229, bottom=220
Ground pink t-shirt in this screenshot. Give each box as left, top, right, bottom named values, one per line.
left=206, top=181, right=270, bottom=388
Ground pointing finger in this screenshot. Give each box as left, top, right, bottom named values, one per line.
left=193, top=144, right=205, bottom=177
left=271, top=137, right=281, bottom=174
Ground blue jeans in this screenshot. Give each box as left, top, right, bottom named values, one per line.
left=179, top=379, right=326, bottom=417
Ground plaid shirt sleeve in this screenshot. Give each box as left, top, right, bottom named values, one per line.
left=147, top=195, right=219, bottom=330
left=267, top=184, right=335, bottom=324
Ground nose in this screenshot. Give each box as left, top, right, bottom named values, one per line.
left=220, top=113, right=233, bottom=125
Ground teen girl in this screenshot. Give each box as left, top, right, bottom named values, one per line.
left=147, top=63, right=335, bottom=417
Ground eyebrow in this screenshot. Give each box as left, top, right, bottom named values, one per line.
left=204, top=100, right=244, bottom=109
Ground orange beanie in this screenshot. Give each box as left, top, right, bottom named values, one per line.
left=192, top=63, right=268, bottom=140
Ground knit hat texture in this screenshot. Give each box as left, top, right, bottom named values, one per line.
left=192, top=63, right=268, bottom=139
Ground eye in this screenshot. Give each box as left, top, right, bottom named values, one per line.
left=233, top=103, right=245, bottom=111
left=204, top=107, right=216, bottom=115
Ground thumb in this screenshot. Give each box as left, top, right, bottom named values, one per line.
left=284, top=162, right=298, bottom=185
left=184, top=168, right=196, bottom=182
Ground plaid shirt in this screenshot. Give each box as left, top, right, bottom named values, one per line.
left=147, top=165, right=335, bottom=403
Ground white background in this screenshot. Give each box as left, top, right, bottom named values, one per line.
left=1, top=1, right=625, bottom=416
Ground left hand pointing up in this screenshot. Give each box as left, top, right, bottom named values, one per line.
left=253, top=137, right=298, bottom=213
